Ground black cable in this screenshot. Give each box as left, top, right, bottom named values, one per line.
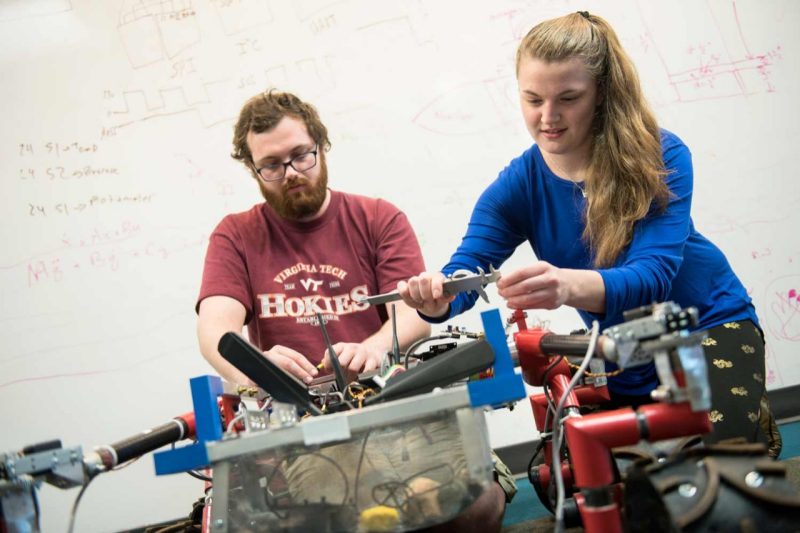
left=187, top=469, right=212, bottom=482
left=370, top=462, right=456, bottom=526
left=525, top=439, right=547, bottom=488
left=257, top=463, right=291, bottom=519
left=403, top=334, right=454, bottom=368
left=149, top=520, right=197, bottom=533
left=265, top=450, right=350, bottom=509
left=254, top=451, right=350, bottom=524
left=541, top=355, right=565, bottom=431
left=541, top=355, right=565, bottom=391
left=371, top=479, right=414, bottom=509
left=532, top=354, right=563, bottom=513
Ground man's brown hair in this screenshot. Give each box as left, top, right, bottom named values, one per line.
left=231, top=89, right=331, bottom=171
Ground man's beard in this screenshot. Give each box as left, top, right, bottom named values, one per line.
left=259, top=156, right=328, bottom=220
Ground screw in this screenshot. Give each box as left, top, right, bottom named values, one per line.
left=678, top=483, right=697, bottom=498
left=745, top=471, right=764, bottom=488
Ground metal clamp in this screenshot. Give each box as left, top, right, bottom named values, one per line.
left=359, top=266, right=501, bottom=306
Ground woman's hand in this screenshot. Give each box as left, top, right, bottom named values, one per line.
left=496, top=261, right=570, bottom=310
left=397, top=271, right=455, bottom=318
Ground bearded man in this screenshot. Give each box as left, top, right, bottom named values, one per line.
left=197, top=89, right=430, bottom=384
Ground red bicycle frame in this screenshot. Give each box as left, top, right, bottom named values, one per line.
left=512, top=308, right=712, bottom=532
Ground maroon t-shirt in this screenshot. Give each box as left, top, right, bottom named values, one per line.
left=197, top=190, right=425, bottom=366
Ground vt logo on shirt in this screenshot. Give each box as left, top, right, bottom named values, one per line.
left=299, top=278, right=324, bottom=291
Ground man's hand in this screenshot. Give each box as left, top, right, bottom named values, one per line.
left=264, top=344, right=319, bottom=384
left=320, top=342, right=386, bottom=379
left=397, top=271, right=455, bottom=318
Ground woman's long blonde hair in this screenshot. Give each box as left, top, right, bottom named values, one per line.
left=516, top=12, right=670, bottom=268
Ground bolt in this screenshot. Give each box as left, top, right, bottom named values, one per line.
left=745, top=471, right=764, bottom=488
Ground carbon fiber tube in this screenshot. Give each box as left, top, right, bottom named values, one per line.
left=539, top=334, right=595, bottom=356
left=105, top=417, right=190, bottom=467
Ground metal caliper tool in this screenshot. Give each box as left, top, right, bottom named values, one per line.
left=359, top=265, right=501, bottom=306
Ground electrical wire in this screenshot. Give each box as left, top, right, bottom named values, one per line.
left=551, top=320, right=599, bottom=533
left=527, top=362, right=559, bottom=510
left=187, top=469, right=212, bottom=482
left=541, top=355, right=565, bottom=415
left=110, top=454, right=141, bottom=471
left=32, top=488, right=41, bottom=531
left=264, top=450, right=350, bottom=514
left=402, top=333, right=456, bottom=368
left=353, top=430, right=372, bottom=505
left=66, top=475, right=95, bottom=533
left=371, top=462, right=456, bottom=513
left=226, top=413, right=245, bottom=434
left=346, top=382, right=378, bottom=408
left=525, top=438, right=547, bottom=488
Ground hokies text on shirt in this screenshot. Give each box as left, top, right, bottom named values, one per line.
left=257, top=285, right=369, bottom=319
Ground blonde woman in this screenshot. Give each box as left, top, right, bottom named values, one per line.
left=398, top=12, right=780, bottom=456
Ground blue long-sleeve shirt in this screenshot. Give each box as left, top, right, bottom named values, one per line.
left=438, top=130, right=758, bottom=395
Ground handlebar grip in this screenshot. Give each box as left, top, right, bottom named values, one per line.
left=22, top=439, right=62, bottom=455
left=96, top=415, right=193, bottom=468
left=110, top=419, right=187, bottom=466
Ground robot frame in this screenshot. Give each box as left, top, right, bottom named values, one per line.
left=4, top=267, right=798, bottom=532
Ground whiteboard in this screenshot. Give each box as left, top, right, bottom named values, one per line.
left=1, top=1, right=798, bottom=530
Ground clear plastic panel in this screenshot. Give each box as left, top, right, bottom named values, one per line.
left=211, top=407, right=493, bottom=532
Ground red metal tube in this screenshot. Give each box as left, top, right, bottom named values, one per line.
left=530, top=393, right=549, bottom=431
left=549, top=373, right=579, bottom=411
left=638, top=402, right=712, bottom=440
left=515, top=328, right=552, bottom=386
left=579, top=501, right=624, bottom=533
left=564, top=408, right=641, bottom=488
left=565, top=402, right=711, bottom=489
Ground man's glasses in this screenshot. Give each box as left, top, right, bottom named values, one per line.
left=253, top=146, right=318, bottom=182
